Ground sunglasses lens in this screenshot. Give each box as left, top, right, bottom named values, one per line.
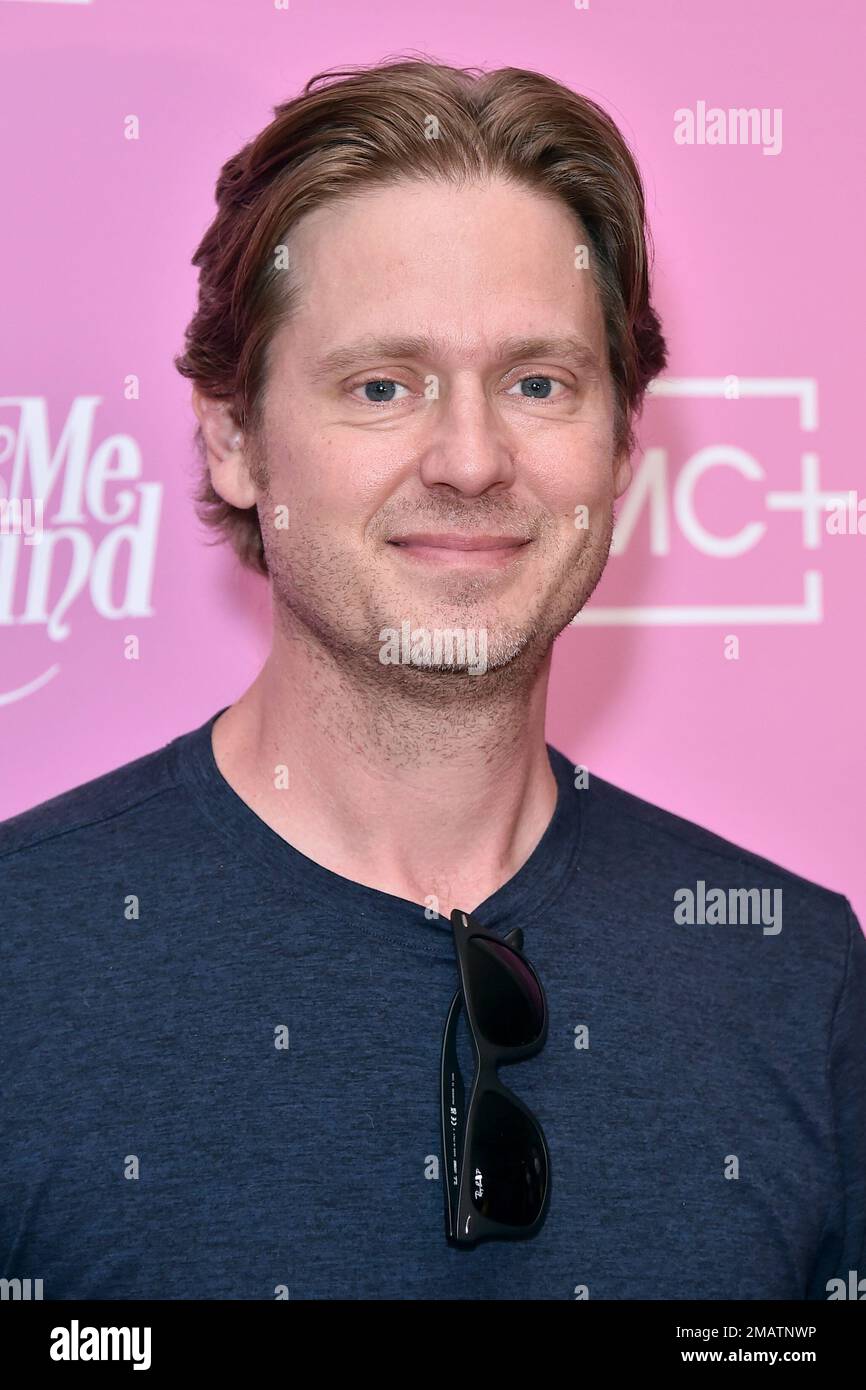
left=465, top=935, right=545, bottom=1047
left=469, top=1090, right=548, bottom=1226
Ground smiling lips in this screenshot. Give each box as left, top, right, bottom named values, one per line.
left=387, top=532, right=531, bottom=568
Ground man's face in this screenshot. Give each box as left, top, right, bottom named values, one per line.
left=249, top=177, right=630, bottom=684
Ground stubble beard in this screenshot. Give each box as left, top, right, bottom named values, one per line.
left=259, top=487, right=615, bottom=708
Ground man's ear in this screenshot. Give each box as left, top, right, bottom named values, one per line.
left=613, top=447, right=632, bottom=500
left=191, top=388, right=259, bottom=510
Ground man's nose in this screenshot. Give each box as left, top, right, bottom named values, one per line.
left=417, top=382, right=517, bottom=497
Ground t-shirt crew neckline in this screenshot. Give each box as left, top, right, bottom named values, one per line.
left=170, top=705, right=582, bottom=951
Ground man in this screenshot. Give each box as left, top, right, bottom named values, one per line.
left=1, top=58, right=863, bottom=1301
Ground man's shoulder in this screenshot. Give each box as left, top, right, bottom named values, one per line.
left=574, top=759, right=850, bottom=913
left=0, top=733, right=183, bottom=867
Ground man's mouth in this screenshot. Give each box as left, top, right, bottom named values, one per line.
left=386, top=533, right=532, bottom=569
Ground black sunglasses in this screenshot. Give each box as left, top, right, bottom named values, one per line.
left=440, top=907, right=551, bottom=1246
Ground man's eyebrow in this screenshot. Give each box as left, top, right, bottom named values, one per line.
left=309, top=334, right=602, bottom=380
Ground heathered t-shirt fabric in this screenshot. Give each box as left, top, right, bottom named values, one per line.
left=1, top=705, right=864, bottom=1301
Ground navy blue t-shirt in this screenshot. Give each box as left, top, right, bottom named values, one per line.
left=1, top=706, right=864, bottom=1300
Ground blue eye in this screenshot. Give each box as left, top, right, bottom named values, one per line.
left=508, top=376, right=559, bottom=399
left=351, top=374, right=567, bottom=407
left=357, top=379, right=409, bottom=404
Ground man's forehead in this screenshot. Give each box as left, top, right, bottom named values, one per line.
left=285, top=177, right=591, bottom=282
left=274, top=183, right=606, bottom=370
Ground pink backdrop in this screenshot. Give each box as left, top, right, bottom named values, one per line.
left=2, top=0, right=864, bottom=926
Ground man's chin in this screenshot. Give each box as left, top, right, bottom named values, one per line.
left=363, top=538, right=608, bottom=682
left=371, top=604, right=555, bottom=684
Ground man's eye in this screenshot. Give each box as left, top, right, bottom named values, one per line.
left=352, top=379, right=410, bottom=405
left=350, top=375, right=568, bottom=406
left=506, top=375, right=566, bottom=400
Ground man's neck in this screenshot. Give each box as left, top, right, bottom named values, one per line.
left=211, top=620, right=559, bottom=918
